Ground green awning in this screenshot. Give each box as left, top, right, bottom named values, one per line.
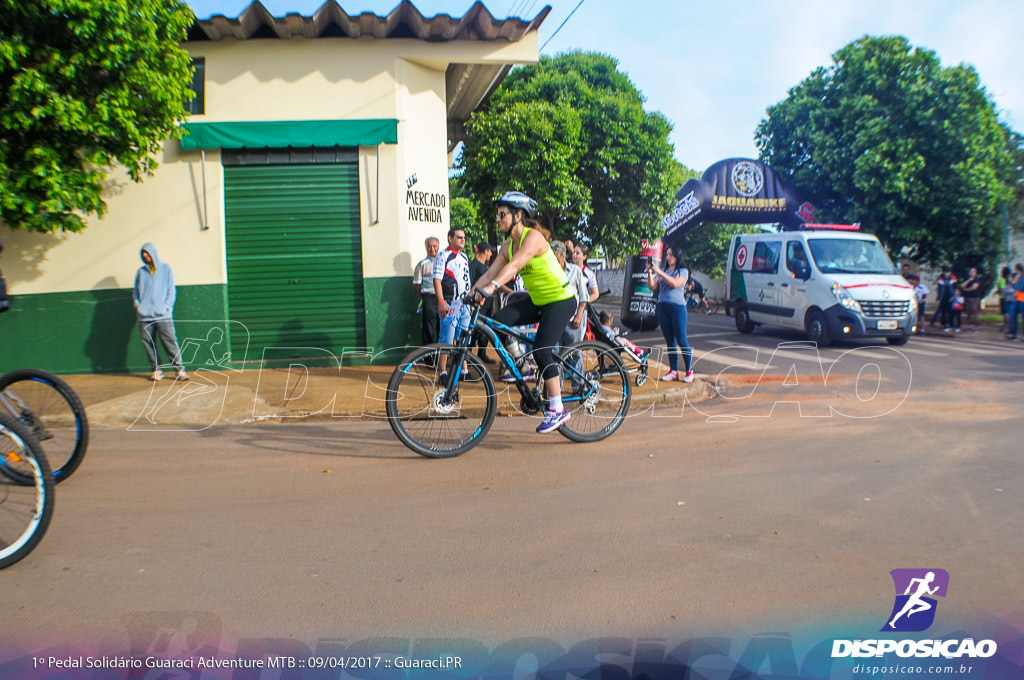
left=179, top=119, right=398, bottom=150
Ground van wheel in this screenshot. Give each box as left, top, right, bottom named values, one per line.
left=806, top=309, right=832, bottom=347
left=735, top=304, right=755, bottom=334
left=886, top=333, right=910, bottom=346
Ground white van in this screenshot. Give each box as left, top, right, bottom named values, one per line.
left=725, top=226, right=917, bottom=346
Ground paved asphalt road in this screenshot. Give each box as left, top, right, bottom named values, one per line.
left=3, top=314, right=1022, bottom=674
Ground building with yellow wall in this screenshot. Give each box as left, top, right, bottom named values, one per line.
left=0, top=0, right=547, bottom=373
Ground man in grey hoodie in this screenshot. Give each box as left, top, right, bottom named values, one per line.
left=133, top=243, right=188, bottom=381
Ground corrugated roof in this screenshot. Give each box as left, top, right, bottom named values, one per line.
left=187, top=0, right=551, bottom=43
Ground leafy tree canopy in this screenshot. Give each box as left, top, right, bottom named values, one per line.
left=1005, top=128, right=1024, bottom=253
left=457, top=51, right=678, bottom=259
left=756, top=35, right=1017, bottom=278
left=1, top=0, right=195, bottom=233
left=449, top=172, right=491, bottom=251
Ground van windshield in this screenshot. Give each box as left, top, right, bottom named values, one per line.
left=808, top=238, right=896, bottom=275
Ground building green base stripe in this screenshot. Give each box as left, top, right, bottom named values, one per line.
left=0, top=278, right=424, bottom=374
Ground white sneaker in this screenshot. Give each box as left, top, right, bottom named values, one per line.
left=175, top=370, right=190, bottom=381
left=150, top=369, right=165, bottom=381
left=661, top=370, right=678, bottom=382
left=682, top=370, right=695, bottom=383
left=536, top=408, right=570, bottom=434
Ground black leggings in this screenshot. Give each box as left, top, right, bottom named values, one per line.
left=494, top=296, right=576, bottom=381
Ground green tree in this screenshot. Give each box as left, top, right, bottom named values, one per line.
left=458, top=52, right=677, bottom=259
left=1, top=0, right=195, bottom=233
left=449, top=172, right=491, bottom=250
left=756, top=35, right=1015, bottom=276
left=1005, top=128, right=1024, bottom=249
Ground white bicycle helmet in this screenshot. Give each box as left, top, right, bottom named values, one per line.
left=497, top=191, right=537, bottom=218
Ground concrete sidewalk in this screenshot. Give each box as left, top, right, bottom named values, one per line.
left=58, top=317, right=1015, bottom=430
left=62, top=358, right=711, bottom=430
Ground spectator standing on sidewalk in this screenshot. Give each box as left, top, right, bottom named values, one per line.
left=551, top=241, right=589, bottom=346
left=1008, top=266, right=1024, bottom=341
left=950, top=287, right=964, bottom=333
left=931, top=267, right=956, bottom=332
left=434, top=228, right=471, bottom=376
left=572, top=243, right=600, bottom=303
left=912, top=275, right=928, bottom=335
left=961, top=267, right=981, bottom=332
left=469, top=242, right=495, bottom=363
left=551, top=240, right=589, bottom=387
left=999, top=267, right=1014, bottom=333
left=648, top=244, right=694, bottom=383
left=412, top=237, right=440, bottom=346
left=134, top=243, right=188, bottom=381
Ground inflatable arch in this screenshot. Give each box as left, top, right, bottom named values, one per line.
left=621, top=158, right=816, bottom=331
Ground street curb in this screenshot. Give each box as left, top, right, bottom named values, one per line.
left=67, top=363, right=715, bottom=430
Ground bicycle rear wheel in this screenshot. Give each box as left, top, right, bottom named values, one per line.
left=557, top=341, right=631, bottom=442
left=0, top=368, right=89, bottom=484
left=0, top=413, right=55, bottom=569
left=385, top=345, right=497, bottom=458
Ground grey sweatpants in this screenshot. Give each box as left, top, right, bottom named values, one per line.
left=139, top=318, right=185, bottom=372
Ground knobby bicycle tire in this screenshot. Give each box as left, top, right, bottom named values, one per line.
left=385, top=344, right=497, bottom=458
left=0, top=368, right=89, bottom=484
left=0, top=412, right=55, bottom=569
left=556, top=341, right=631, bottom=443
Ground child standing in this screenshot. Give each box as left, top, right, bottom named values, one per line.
left=949, top=287, right=964, bottom=333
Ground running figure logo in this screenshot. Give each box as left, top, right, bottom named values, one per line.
left=881, top=568, right=950, bottom=632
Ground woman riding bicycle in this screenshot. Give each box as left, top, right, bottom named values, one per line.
left=471, top=191, right=576, bottom=433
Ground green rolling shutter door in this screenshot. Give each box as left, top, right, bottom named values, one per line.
left=224, top=164, right=366, bottom=362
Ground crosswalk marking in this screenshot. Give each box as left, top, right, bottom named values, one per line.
left=691, top=350, right=763, bottom=370
left=911, top=338, right=999, bottom=355
left=894, top=345, right=947, bottom=357
left=706, top=339, right=899, bottom=363
left=654, top=327, right=1021, bottom=373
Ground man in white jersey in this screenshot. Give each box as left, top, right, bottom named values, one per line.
left=434, top=227, right=471, bottom=377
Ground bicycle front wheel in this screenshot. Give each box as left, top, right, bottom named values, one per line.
left=0, top=369, right=89, bottom=483
left=0, top=413, right=55, bottom=569
left=557, top=341, right=631, bottom=442
left=385, top=345, right=497, bottom=458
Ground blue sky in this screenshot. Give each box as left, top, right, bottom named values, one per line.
left=187, top=0, right=1024, bottom=173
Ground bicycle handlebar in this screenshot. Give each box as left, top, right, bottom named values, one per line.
left=463, top=290, right=494, bottom=306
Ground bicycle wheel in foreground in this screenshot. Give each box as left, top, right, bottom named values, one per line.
left=557, top=341, right=631, bottom=443
left=0, top=368, right=89, bottom=483
left=386, top=345, right=497, bottom=458
left=0, top=413, right=55, bottom=569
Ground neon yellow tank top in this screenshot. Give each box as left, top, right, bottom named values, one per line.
left=508, top=228, right=572, bottom=305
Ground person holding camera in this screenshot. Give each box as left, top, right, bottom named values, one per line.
left=647, top=244, right=693, bottom=383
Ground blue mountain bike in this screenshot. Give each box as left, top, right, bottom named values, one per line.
left=0, top=412, right=54, bottom=569
left=386, top=293, right=631, bottom=457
